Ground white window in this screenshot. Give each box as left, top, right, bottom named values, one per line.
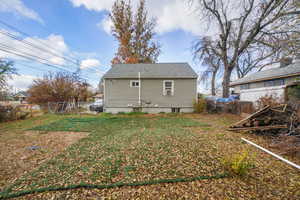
left=130, top=80, right=140, bottom=87
left=163, top=80, right=174, bottom=96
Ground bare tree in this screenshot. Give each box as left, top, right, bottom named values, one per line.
left=27, top=72, right=92, bottom=104
left=193, top=37, right=222, bottom=95
left=192, top=0, right=299, bottom=97
left=0, top=59, right=16, bottom=90
left=236, top=44, right=281, bottom=78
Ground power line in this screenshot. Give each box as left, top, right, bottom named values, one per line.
left=0, top=20, right=100, bottom=81
left=15, top=61, right=51, bottom=73
left=0, top=41, right=80, bottom=71
left=0, top=19, right=80, bottom=65
left=0, top=24, right=101, bottom=75
left=0, top=46, right=93, bottom=80
left=0, top=43, right=99, bottom=81
left=0, top=43, right=75, bottom=72
left=0, top=29, right=79, bottom=67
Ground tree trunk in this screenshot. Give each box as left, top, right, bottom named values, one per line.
left=236, top=67, right=241, bottom=79
left=222, top=67, right=233, bottom=98
left=211, top=71, right=217, bottom=96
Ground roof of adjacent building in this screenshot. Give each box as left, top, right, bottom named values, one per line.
left=14, top=91, right=28, bottom=98
left=103, top=63, right=198, bottom=79
left=230, top=61, right=300, bottom=86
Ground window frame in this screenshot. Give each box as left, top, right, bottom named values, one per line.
left=130, top=80, right=140, bottom=88
left=264, top=79, right=285, bottom=87
left=171, top=108, right=180, bottom=113
left=240, top=84, right=250, bottom=90
left=163, top=80, right=174, bottom=96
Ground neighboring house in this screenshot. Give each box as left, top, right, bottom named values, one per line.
left=14, top=91, right=28, bottom=104
left=102, top=63, right=198, bottom=113
left=230, top=59, right=300, bottom=103
left=92, top=93, right=103, bottom=101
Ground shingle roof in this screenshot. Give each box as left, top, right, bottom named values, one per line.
left=103, top=63, right=198, bottom=79
left=230, top=61, right=300, bottom=86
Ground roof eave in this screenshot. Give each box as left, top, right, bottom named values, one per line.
left=230, top=72, right=300, bottom=87
left=103, top=76, right=198, bottom=79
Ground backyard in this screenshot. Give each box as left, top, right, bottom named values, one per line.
left=0, top=113, right=299, bottom=199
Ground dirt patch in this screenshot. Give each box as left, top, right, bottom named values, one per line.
left=0, top=131, right=88, bottom=190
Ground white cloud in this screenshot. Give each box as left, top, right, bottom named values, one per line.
left=80, top=59, right=101, bottom=69
left=0, top=29, right=69, bottom=65
left=151, top=0, right=203, bottom=35
left=98, top=16, right=113, bottom=35
left=71, top=0, right=255, bottom=37
left=69, top=0, right=205, bottom=35
left=69, top=0, right=113, bottom=11
left=0, top=0, right=43, bottom=24
left=7, top=74, right=37, bottom=91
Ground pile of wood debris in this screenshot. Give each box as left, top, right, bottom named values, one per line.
left=229, top=104, right=299, bottom=136
left=229, top=104, right=300, bottom=156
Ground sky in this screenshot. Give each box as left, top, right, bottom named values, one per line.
left=0, top=0, right=208, bottom=92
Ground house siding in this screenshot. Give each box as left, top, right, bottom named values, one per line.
left=104, top=78, right=197, bottom=113
left=234, top=76, right=300, bottom=105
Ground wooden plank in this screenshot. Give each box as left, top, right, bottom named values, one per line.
left=228, top=125, right=287, bottom=131
left=270, top=104, right=287, bottom=113
left=230, top=105, right=270, bottom=128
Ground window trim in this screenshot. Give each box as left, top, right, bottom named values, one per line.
left=264, top=79, right=285, bottom=87
left=171, top=108, right=180, bottom=113
left=163, top=80, right=174, bottom=96
left=130, top=80, right=140, bottom=88
left=240, top=84, right=250, bottom=90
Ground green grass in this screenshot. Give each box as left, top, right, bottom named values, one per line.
left=1, top=115, right=225, bottom=197
left=1, top=113, right=300, bottom=199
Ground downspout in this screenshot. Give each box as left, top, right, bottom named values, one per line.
left=138, top=72, right=141, bottom=107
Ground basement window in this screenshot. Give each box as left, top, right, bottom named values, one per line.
left=133, top=107, right=142, bottom=112
left=130, top=80, right=140, bottom=87
left=172, top=108, right=180, bottom=113
left=163, top=80, right=174, bottom=96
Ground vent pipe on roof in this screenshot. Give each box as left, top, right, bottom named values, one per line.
left=280, top=57, right=293, bottom=68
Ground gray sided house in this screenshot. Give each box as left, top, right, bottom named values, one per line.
left=230, top=60, right=300, bottom=103
left=103, top=63, right=198, bottom=114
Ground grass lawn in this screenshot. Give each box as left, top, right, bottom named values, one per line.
left=0, top=113, right=299, bottom=199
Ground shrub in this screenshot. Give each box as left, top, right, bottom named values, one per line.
left=287, top=84, right=300, bottom=101
left=222, top=150, right=255, bottom=176
left=256, top=94, right=281, bottom=109
left=0, top=105, right=31, bottom=122
left=193, top=98, right=207, bottom=113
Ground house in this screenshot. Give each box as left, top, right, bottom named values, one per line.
left=14, top=91, right=28, bottom=104
left=102, top=63, right=198, bottom=113
left=92, top=93, right=103, bottom=101
left=230, top=59, right=300, bottom=103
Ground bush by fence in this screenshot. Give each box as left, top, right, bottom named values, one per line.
left=193, top=98, right=207, bottom=113
left=0, top=105, right=31, bottom=122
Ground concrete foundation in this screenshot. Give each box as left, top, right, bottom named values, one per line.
left=104, top=107, right=194, bottom=114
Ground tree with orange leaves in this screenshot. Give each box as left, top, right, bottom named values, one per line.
left=110, top=0, right=160, bottom=64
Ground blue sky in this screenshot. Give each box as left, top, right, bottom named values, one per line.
left=0, top=0, right=204, bottom=91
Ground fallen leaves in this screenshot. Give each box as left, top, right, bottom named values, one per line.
left=0, top=113, right=299, bottom=199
